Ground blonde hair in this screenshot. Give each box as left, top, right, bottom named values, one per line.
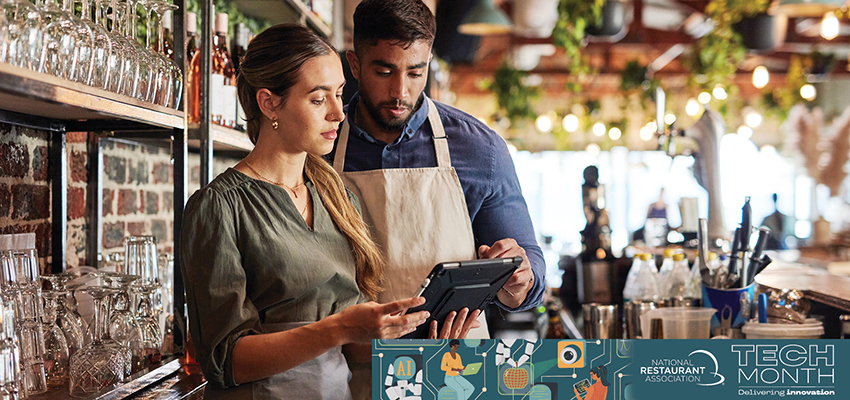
left=237, top=24, right=384, bottom=300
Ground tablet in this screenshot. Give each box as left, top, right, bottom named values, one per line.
left=574, top=378, right=591, bottom=395
left=402, top=256, right=523, bottom=339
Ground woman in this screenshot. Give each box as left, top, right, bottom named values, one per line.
left=441, top=339, right=474, bottom=400
left=575, top=365, right=610, bottom=400
left=180, top=24, right=429, bottom=399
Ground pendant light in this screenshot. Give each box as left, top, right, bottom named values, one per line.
left=458, top=0, right=513, bottom=35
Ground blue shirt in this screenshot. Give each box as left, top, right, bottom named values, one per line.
left=331, top=93, right=544, bottom=312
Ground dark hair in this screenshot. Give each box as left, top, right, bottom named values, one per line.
left=236, top=24, right=335, bottom=144
left=235, top=24, right=385, bottom=301
left=352, top=0, right=436, bottom=55
left=590, top=365, right=610, bottom=387
left=449, top=339, right=460, bottom=347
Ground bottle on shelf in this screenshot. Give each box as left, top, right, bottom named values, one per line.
left=666, top=253, right=692, bottom=299
left=656, top=248, right=676, bottom=295
left=622, top=253, right=660, bottom=302
left=186, top=12, right=198, bottom=61
left=189, top=12, right=237, bottom=128
left=187, top=12, right=199, bottom=122
left=160, top=10, right=174, bottom=58
left=232, top=23, right=250, bottom=132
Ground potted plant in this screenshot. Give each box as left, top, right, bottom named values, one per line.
left=551, top=0, right=605, bottom=90
left=486, top=63, right=541, bottom=128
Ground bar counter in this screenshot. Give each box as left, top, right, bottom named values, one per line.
left=29, top=358, right=207, bottom=400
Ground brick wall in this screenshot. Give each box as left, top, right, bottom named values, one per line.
left=0, top=121, right=242, bottom=273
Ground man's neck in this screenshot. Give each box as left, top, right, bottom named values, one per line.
left=353, top=100, right=402, bottom=145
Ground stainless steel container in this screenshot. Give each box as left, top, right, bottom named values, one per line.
left=582, top=303, right=620, bottom=339
left=624, top=300, right=658, bottom=339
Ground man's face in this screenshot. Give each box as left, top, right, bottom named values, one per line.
left=348, top=40, right=431, bottom=132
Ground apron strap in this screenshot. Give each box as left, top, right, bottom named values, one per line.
left=425, top=98, right=451, bottom=168
left=333, top=97, right=451, bottom=171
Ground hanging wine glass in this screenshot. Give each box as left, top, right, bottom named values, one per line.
left=69, top=286, right=128, bottom=398
left=34, top=0, right=79, bottom=81
left=110, top=0, right=140, bottom=98
left=95, top=0, right=123, bottom=93
left=137, top=0, right=165, bottom=105
left=58, top=0, right=95, bottom=85
left=123, top=0, right=156, bottom=102
left=148, top=0, right=180, bottom=108
left=75, top=0, right=112, bottom=88
left=0, top=0, right=46, bottom=72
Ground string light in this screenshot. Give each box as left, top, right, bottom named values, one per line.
left=800, top=84, right=817, bottom=100
left=698, top=92, right=712, bottom=104
left=535, top=115, right=553, bottom=133
left=608, top=127, right=622, bottom=140
left=712, top=85, right=727, bottom=100
left=752, top=66, right=769, bottom=89
left=562, top=114, right=579, bottom=132
left=686, top=98, right=700, bottom=116
left=592, top=122, right=606, bottom=136
left=822, top=12, right=839, bottom=40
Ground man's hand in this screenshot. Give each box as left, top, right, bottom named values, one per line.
left=478, top=238, right=534, bottom=309
left=427, top=308, right=481, bottom=339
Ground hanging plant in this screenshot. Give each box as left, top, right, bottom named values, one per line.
left=686, top=0, right=770, bottom=90
left=485, top=63, right=541, bottom=127
left=761, top=54, right=811, bottom=120
left=551, top=0, right=605, bottom=92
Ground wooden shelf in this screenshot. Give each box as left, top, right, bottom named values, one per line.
left=0, top=62, right=184, bottom=130
left=233, top=0, right=332, bottom=38
left=188, top=123, right=254, bottom=152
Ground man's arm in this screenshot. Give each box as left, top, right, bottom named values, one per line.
left=472, top=135, right=545, bottom=312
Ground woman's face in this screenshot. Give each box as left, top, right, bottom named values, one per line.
left=451, top=344, right=459, bottom=351
left=272, top=53, right=345, bottom=156
left=591, top=371, right=598, bottom=380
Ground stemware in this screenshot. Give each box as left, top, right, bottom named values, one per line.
left=41, top=289, right=70, bottom=388
left=42, top=273, right=87, bottom=357
left=110, top=0, right=140, bottom=98
left=35, top=0, right=79, bottom=81
left=69, top=286, right=129, bottom=397
left=0, top=297, right=20, bottom=399
left=149, top=1, right=181, bottom=108
left=78, top=0, right=113, bottom=89
left=123, top=0, right=156, bottom=102
left=101, top=273, right=147, bottom=373
left=0, top=0, right=46, bottom=72
left=5, top=249, right=48, bottom=397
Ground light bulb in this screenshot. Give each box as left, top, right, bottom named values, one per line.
left=535, top=115, right=553, bottom=133
left=822, top=12, right=839, bottom=40
left=800, top=84, right=817, bottom=100
left=592, top=122, right=606, bottom=136
left=752, top=66, right=769, bottom=89
left=745, top=112, right=763, bottom=128
left=562, top=114, right=579, bottom=132
left=712, top=85, right=727, bottom=100
left=698, top=92, right=712, bottom=104
left=608, top=127, right=622, bottom=140
left=639, top=126, right=654, bottom=141
left=664, top=113, right=676, bottom=125
left=686, top=98, right=700, bottom=116
left=737, top=125, right=753, bottom=139
left=586, top=143, right=601, bottom=156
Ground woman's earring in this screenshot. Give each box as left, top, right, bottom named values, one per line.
left=272, top=117, right=279, bottom=130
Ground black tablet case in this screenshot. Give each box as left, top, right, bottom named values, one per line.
left=402, top=256, right=522, bottom=339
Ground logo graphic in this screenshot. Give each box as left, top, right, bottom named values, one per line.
left=689, top=350, right=726, bottom=386
left=558, top=341, right=585, bottom=368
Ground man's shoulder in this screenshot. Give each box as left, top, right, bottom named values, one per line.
left=431, top=100, right=503, bottom=146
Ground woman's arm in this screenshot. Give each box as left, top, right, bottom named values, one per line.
left=232, top=297, right=429, bottom=384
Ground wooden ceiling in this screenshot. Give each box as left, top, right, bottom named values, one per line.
left=449, top=0, right=850, bottom=97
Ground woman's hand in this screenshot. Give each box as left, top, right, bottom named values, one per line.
left=428, top=308, right=481, bottom=339
left=335, top=297, right=430, bottom=343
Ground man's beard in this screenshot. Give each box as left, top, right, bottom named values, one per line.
left=360, top=92, right=422, bottom=132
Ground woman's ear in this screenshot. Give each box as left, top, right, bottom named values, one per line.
left=256, top=88, right=279, bottom=121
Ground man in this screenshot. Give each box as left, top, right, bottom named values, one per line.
left=332, top=0, right=544, bottom=335
left=334, top=1, right=545, bottom=396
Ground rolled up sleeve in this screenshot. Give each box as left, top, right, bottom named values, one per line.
left=180, top=189, right=260, bottom=389
left=474, top=135, right=545, bottom=312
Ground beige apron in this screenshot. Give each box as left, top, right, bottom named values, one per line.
left=335, top=98, right=488, bottom=399
left=203, top=322, right=352, bottom=400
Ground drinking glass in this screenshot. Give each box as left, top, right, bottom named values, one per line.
left=149, top=0, right=180, bottom=108
left=110, top=0, right=140, bottom=98
left=124, top=236, right=159, bottom=288
left=35, top=0, right=79, bottom=81
left=78, top=0, right=113, bottom=89
left=8, top=249, right=48, bottom=396
left=69, top=286, right=129, bottom=397
left=101, top=273, right=147, bottom=373
left=60, top=0, right=96, bottom=85
left=123, top=0, right=156, bottom=102
left=41, top=289, right=70, bottom=388
left=42, top=273, right=86, bottom=356
left=0, top=0, right=46, bottom=72
left=0, top=297, right=20, bottom=399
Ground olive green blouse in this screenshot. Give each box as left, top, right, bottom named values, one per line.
left=180, top=168, right=364, bottom=389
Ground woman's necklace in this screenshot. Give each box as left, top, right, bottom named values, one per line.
left=243, top=160, right=306, bottom=199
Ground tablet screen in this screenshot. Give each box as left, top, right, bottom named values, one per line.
left=574, top=378, right=591, bottom=394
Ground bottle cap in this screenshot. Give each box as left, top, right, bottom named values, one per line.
left=639, top=253, right=652, bottom=261
left=186, top=12, right=197, bottom=33
left=672, top=253, right=685, bottom=262
left=162, top=10, right=172, bottom=30
left=662, top=248, right=675, bottom=258
left=215, top=13, right=229, bottom=34
left=708, top=252, right=717, bottom=260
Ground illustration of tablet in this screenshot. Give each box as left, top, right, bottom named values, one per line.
left=462, top=362, right=482, bottom=376
left=574, top=378, right=591, bottom=395
left=402, top=257, right=522, bottom=338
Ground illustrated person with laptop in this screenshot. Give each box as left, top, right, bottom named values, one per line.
left=441, top=340, right=476, bottom=400
left=574, top=365, right=610, bottom=400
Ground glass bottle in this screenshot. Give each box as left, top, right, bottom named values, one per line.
left=187, top=12, right=200, bottom=123
left=665, top=253, right=692, bottom=299
left=191, top=13, right=237, bottom=128
left=656, top=248, right=676, bottom=296
left=622, top=253, right=660, bottom=302
left=185, top=12, right=198, bottom=61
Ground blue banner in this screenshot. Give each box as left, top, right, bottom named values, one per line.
left=372, top=339, right=849, bottom=399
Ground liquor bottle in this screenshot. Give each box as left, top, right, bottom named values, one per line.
left=232, top=23, right=249, bottom=131
left=190, top=13, right=237, bottom=128
left=577, top=166, right=614, bottom=304
left=160, top=10, right=174, bottom=58
left=187, top=11, right=200, bottom=123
